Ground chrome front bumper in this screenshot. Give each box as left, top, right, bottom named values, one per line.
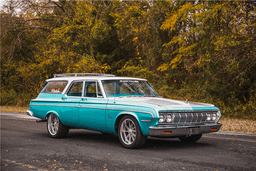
left=149, top=123, right=222, bottom=137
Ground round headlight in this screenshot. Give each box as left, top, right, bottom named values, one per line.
left=206, top=113, right=211, bottom=121
left=166, top=114, right=174, bottom=123
left=212, top=113, right=217, bottom=121
left=159, top=114, right=166, bottom=123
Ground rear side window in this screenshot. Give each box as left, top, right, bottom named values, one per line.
left=41, top=81, right=68, bottom=94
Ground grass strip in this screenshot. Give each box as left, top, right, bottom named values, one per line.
left=1, top=106, right=28, bottom=113
left=219, top=117, right=256, bottom=133
left=1, top=106, right=255, bottom=133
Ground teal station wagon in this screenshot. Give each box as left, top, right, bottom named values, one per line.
left=27, top=73, right=222, bottom=148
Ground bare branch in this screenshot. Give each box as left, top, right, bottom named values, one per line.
left=9, top=26, right=52, bottom=32
left=50, top=0, right=71, bottom=18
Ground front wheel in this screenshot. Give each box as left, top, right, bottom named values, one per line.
left=118, top=116, right=147, bottom=149
left=178, top=134, right=202, bottom=143
left=47, top=113, right=69, bottom=138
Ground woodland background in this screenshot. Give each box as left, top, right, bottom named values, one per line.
left=1, top=0, right=255, bottom=120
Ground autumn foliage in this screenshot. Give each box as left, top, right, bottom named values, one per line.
left=1, top=0, right=255, bottom=120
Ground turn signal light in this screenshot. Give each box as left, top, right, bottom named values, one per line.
left=211, top=128, right=217, bottom=131
left=163, top=131, right=172, bottom=134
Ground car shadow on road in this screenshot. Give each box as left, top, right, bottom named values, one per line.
left=58, top=130, right=211, bottom=150
left=144, top=137, right=211, bottom=150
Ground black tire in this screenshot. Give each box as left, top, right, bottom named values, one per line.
left=178, top=134, right=202, bottom=143
left=47, top=113, right=69, bottom=138
left=118, top=115, right=147, bottom=149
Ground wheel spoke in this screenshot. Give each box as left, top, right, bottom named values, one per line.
left=120, top=118, right=137, bottom=145
left=48, top=114, right=59, bottom=135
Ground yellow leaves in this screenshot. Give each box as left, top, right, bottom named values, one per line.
left=133, top=37, right=138, bottom=41
left=161, top=14, right=177, bottom=31
left=101, top=63, right=111, bottom=73
left=161, top=3, right=193, bottom=32
left=199, top=30, right=206, bottom=36
left=157, top=63, right=169, bottom=72
left=133, top=29, right=139, bottom=32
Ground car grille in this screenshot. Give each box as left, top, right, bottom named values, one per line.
left=159, top=111, right=218, bottom=124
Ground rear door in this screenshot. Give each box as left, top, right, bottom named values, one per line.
left=79, top=81, right=108, bottom=131
left=60, top=81, right=83, bottom=126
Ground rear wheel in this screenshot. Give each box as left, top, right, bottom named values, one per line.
left=118, top=115, right=147, bottom=149
left=47, top=113, right=69, bottom=138
left=178, top=134, right=202, bottom=143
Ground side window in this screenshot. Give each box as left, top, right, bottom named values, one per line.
left=42, top=81, right=68, bottom=94
left=67, top=82, right=83, bottom=97
left=85, top=82, right=96, bottom=97
left=84, top=82, right=102, bottom=98
left=102, top=81, right=115, bottom=95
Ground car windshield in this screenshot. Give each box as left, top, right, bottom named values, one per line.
left=101, top=80, right=158, bottom=97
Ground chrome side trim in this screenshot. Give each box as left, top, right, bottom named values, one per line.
left=141, top=112, right=154, bottom=122
left=30, top=104, right=78, bottom=108
left=29, top=104, right=154, bottom=122
left=105, top=108, right=154, bottom=122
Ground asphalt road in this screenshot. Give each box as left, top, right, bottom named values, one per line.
left=1, top=112, right=256, bottom=171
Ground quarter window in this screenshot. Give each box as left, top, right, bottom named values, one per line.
left=41, top=81, right=68, bottom=94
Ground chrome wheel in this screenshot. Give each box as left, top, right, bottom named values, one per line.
left=47, top=113, right=69, bottom=138
left=120, top=118, right=137, bottom=145
left=118, top=116, right=147, bottom=148
left=48, top=114, right=59, bottom=136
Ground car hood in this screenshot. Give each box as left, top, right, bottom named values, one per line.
left=115, top=96, right=214, bottom=108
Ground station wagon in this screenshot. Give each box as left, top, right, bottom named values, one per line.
left=27, top=73, right=222, bottom=148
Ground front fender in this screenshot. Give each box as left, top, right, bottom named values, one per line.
left=114, top=111, right=157, bottom=136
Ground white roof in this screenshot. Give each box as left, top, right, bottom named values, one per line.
left=46, top=76, right=147, bottom=82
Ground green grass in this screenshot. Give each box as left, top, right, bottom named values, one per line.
left=1, top=106, right=255, bottom=133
